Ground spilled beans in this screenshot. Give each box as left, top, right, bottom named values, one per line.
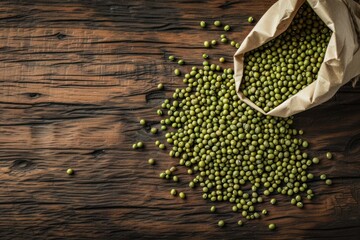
left=134, top=2, right=333, bottom=230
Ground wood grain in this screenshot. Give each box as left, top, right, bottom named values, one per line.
left=0, top=0, right=359, bottom=239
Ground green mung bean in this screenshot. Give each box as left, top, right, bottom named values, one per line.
left=67, top=168, right=74, bottom=175
left=268, top=223, right=276, bottom=230
left=150, top=128, right=158, bottom=134
left=136, top=142, right=144, bottom=148
left=179, top=192, right=186, bottom=199
left=214, top=20, right=221, bottom=27
left=157, top=83, right=164, bottom=90
left=224, top=25, right=231, bottom=31
left=204, top=41, right=210, bottom=48
left=326, top=152, right=332, bottom=159
left=218, top=220, right=225, bottom=227
left=325, top=179, right=332, bottom=185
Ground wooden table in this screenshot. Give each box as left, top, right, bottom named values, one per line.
left=0, top=0, right=359, bottom=239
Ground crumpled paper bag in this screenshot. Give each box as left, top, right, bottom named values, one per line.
left=234, top=0, right=360, bottom=117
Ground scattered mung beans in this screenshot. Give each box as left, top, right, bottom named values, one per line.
left=135, top=3, right=335, bottom=230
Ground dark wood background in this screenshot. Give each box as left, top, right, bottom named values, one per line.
left=0, top=0, right=359, bottom=239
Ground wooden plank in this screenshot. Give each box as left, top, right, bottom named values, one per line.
left=0, top=0, right=359, bottom=239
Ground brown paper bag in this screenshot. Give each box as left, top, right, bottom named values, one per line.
left=234, top=0, right=360, bottom=117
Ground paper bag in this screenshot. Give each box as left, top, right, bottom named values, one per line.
left=234, top=0, right=360, bottom=117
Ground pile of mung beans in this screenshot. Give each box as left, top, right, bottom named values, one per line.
left=134, top=2, right=333, bottom=230
left=241, top=3, right=332, bottom=112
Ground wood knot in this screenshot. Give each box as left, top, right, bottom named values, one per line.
left=27, top=92, right=42, bottom=99
left=56, top=32, right=67, bottom=40
left=11, top=159, right=35, bottom=172
left=90, top=149, right=105, bottom=158
left=145, top=91, right=165, bottom=103
left=346, top=134, right=360, bottom=154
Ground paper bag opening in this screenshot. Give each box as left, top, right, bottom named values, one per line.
left=234, top=0, right=360, bottom=117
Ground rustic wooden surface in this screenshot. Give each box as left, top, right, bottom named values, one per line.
left=0, top=0, right=359, bottom=239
